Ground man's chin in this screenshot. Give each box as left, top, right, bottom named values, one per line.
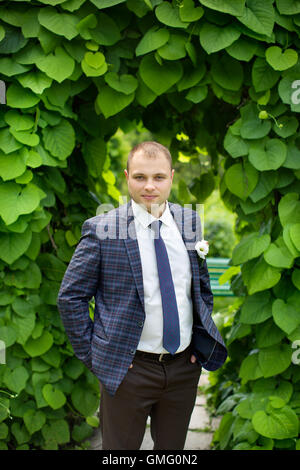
left=138, top=198, right=163, bottom=213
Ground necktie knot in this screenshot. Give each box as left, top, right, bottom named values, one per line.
left=149, top=219, right=162, bottom=239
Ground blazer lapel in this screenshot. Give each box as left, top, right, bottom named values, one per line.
left=120, top=200, right=145, bottom=310
left=169, top=203, right=201, bottom=302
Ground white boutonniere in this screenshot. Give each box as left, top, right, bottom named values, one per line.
left=195, top=240, right=209, bottom=265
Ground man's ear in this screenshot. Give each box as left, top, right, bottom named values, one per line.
left=124, top=169, right=128, bottom=180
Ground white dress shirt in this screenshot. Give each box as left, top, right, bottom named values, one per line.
left=131, top=199, right=193, bottom=354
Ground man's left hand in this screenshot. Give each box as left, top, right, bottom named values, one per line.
left=190, top=354, right=197, bottom=363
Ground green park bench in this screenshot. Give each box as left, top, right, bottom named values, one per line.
left=206, top=257, right=234, bottom=297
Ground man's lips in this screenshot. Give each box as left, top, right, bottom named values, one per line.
left=142, top=195, right=158, bottom=199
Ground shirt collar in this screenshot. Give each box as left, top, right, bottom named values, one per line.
left=131, top=199, right=174, bottom=229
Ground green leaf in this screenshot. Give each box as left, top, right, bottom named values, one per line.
left=0, top=149, right=27, bottom=181
left=186, top=85, right=208, bottom=104
left=36, top=47, right=75, bottom=83
left=10, top=129, right=40, bottom=147
left=4, top=111, right=34, bottom=131
left=177, top=63, right=206, bottom=91
left=42, top=119, right=75, bottom=159
left=276, top=0, right=300, bottom=15
left=224, top=129, right=249, bottom=158
left=24, top=409, right=46, bottom=434
left=273, top=116, right=299, bottom=138
left=240, top=292, right=272, bottom=324
left=42, top=419, right=70, bottom=447
left=0, top=325, right=17, bottom=347
left=278, top=193, right=300, bottom=226
left=272, top=299, right=300, bottom=335
left=82, top=137, right=106, bottom=178
left=179, top=0, right=204, bottom=22
left=226, top=37, right=258, bottom=62
left=89, top=12, right=121, bottom=46
left=136, top=27, right=170, bottom=56
left=155, top=3, right=187, bottom=29
left=256, top=319, right=285, bottom=348
left=157, top=33, right=187, bottom=61
left=249, top=139, right=287, bottom=171
left=84, top=51, right=105, bottom=68
left=237, top=0, right=275, bottom=37
left=240, top=103, right=272, bottom=139
left=245, top=258, right=281, bottom=295
left=290, top=223, right=300, bottom=251
left=23, top=330, right=53, bottom=357
left=104, top=72, right=138, bottom=95
left=89, top=0, right=126, bottom=8
left=224, top=161, right=259, bottom=200
left=42, top=384, right=66, bottom=410
left=232, top=232, right=271, bottom=265
left=11, top=311, right=36, bottom=345
left=252, top=57, right=281, bottom=92
left=6, top=83, right=40, bottom=109
left=264, top=236, right=294, bottom=268
left=16, top=70, right=53, bottom=94
left=252, top=405, right=299, bottom=439
left=139, top=54, right=183, bottom=95
left=199, top=23, right=241, bottom=54
left=211, top=55, right=243, bottom=91
left=0, top=226, right=32, bottom=264
left=0, top=57, right=29, bottom=77
left=3, top=366, right=29, bottom=394
left=292, top=269, right=300, bottom=290
left=96, top=86, right=135, bottom=119
left=266, top=46, right=298, bottom=71
left=239, top=353, right=263, bottom=383
left=81, top=55, right=107, bottom=77
left=200, top=0, right=245, bottom=16
left=86, top=416, right=99, bottom=428
left=0, top=182, right=46, bottom=225
left=258, top=344, right=291, bottom=378
left=72, top=421, right=94, bottom=442
left=71, top=385, right=99, bottom=417
left=38, top=7, right=79, bottom=40
left=65, top=357, right=85, bottom=380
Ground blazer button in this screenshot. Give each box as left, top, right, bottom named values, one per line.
left=130, top=349, right=135, bottom=355
left=138, top=321, right=144, bottom=327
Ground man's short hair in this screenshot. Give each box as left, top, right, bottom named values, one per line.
left=127, top=141, right=173, bottom=173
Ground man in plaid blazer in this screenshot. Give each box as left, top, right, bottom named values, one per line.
left=57, top=141, right=227, bottom=450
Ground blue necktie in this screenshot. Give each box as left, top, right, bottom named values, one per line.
left=150, top=220, right=180, bottom=355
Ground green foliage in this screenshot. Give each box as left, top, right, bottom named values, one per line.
left=0, top=0, right=299, bottom=450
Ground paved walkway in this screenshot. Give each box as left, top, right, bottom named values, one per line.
left=89, top=371, right=219, bottom=451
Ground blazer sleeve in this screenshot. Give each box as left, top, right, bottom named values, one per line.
left=199, top=259, right=214, bottom=316
left=195, top=211, right=214, bottom=316
left=57, top=218, right=100, bottom=369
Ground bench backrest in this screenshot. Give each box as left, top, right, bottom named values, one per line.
left=206, top=257, right=234, bottom=297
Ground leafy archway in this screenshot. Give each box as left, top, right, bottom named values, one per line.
left=0, top=0, right=299, bottom=450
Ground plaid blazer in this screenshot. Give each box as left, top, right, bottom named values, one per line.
left=57, top=200, right=227, bottom=396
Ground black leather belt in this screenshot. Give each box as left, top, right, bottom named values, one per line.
left=135, top=348, right=187, bottom=363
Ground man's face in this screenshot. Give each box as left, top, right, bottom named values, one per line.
left=124, top=150, right=174, bottom=214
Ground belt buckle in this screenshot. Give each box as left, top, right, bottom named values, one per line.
left=159, top=353, right=164, bottom=362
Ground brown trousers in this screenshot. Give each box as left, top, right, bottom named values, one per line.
left=99, top=346, right=202, bottom=450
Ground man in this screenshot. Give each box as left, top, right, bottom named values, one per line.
left=57, top=141, right=227, bottom=450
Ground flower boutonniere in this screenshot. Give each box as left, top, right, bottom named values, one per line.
left=195, top=239, right=209, bottom=266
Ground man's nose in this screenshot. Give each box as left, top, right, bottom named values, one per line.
left=144, top=180, right=156, bottom=190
